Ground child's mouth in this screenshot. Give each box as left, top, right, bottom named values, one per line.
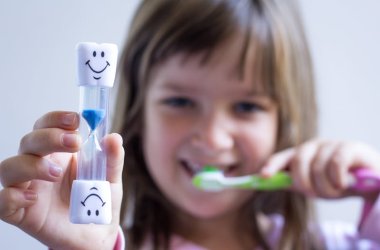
left=180, top=160, right=202, bottom=177
left=179, top=160, right=239, bottom=177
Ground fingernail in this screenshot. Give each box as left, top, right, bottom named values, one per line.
left=24, top=190, right=38, bottom=201
left=62, top=133, right=79, bottom=148
left=62, top=113, right=77, bottom=126
left=49, top=163, right=63, bottom=177
left=261, top=167, right=274, bottom=177
left=114, top=133, right=123, bottom=145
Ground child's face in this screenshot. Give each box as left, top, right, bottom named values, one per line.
left=143, top=36, right=278, bottom=220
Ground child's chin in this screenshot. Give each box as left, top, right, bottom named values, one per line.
left=181, top=189, right=255, bottom=220
left=180, top=198, right=235, bottom=219
left=188, top=207, right=231, bottom=220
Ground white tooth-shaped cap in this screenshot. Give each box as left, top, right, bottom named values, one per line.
left=76, top=42, right=118, bottom=87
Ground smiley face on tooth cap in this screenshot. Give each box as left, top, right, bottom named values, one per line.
left=76, top=42, right=118, bottom=87
left=80, top=187, right=106, bottom=218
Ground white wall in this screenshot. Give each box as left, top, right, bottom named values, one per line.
left=0, top=0, right=379, bottom=249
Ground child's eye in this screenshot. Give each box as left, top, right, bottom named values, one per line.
left=233, top=102, right=263, bottom=114
left=162, top=97, right=195, bottom=108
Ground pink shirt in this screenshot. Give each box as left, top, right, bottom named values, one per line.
left=113, top=196, right=380, bottom=249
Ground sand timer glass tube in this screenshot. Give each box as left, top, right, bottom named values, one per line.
left=70, top=42, right=118, bottom=224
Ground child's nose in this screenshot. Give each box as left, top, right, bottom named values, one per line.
left=191, top=114, right=234, bottom=155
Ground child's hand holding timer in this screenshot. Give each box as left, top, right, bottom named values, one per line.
left=0, top=43, right=124, bottom=250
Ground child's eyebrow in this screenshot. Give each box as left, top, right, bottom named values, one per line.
left=238, top=89, right=271, bottom=98
left=158, top=82, right=197, bottom=92
left=157, top=81, right=273, bottom=99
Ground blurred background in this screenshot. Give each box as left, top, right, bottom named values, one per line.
left=0, top=0, right=379, bottom=248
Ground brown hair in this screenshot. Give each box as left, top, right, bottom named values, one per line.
left=113, top=0, right=319, bottom=249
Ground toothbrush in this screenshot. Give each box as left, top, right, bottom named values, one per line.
left=350, top=167, right=380, bottom=192
left=193, top=166, right=380, bottom=192
left=192, top=166, right=292, bottom=192
left=69, top=42, right=118, bottom=224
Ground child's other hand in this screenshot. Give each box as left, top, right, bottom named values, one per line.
left=0, top=111, right=124, bottom=250
left=261, top=139, right=380, bottom=199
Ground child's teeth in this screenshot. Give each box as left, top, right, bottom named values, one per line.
left=188, top=162, right=202, bottom=173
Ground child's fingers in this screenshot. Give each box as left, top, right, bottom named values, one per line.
left=325, top=142, right=377, bottom=190
left=102, top=133, right=124, bottom=224
left=0, top=155, right=63, bottom=188
left=286, top=141, right=322, bottom=195
left=0, top=187, right=37, bottom=224
left=260, top=147, right=295, bottom=177
left=325, top=142, right=375, bottom=190
left=310, top=142, right=343, bottom=198
left=18, top=128, right=81, bottom=156
left=324, top=143, right=351, bottom=190
left=33, top=111, right=79, bottom=130
left=103, top=133, right=125, bottom=184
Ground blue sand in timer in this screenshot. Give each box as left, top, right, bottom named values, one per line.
left=70, top=42, right=118, bottom=224
left=82, top=109, right=106, bottom=131
left=80, top=108, right=106, bottom=180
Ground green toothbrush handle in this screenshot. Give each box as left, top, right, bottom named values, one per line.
left=239, top=172, right=292, bottom=190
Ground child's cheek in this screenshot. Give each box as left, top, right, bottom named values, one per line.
left=240, top=118, right=278, bottom=171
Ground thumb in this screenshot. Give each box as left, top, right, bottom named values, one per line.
left=261, top=147, right=295, bottom=177
left=103, top=133, right=125, bottom=184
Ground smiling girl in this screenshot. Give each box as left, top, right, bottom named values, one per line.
left=1, top=0, right=380, bottom=249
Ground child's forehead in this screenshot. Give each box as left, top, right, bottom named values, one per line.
left=153, top=34, right=245, bottom=77
left=146, top=29, right=276, bottom=99
left=149, top=52, right=271, bottom=98
left=150, top=51, right=239, bottom=87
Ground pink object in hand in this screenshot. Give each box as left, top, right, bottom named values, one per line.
left=351, top=168, right=380, bottom=192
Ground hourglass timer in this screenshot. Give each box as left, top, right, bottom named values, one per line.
left=69, top=42, right=118, bottom=224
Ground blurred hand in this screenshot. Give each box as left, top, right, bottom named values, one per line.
left=261, top=139, right=380, bottom=200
